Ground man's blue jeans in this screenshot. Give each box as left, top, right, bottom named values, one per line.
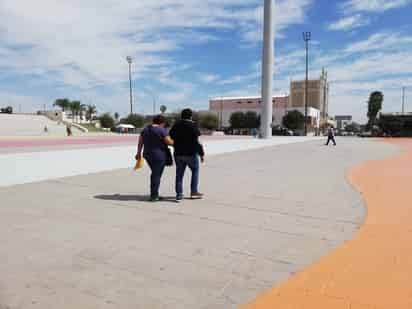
left=175, top=155, right=199, bottom=197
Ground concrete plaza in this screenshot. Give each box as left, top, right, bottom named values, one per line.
left=0, top=138, right=399, bottom=308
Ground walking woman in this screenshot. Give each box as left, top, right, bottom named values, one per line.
left=136, top=115, right=174, bottom=201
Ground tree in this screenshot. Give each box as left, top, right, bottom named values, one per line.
left=69, top=101, right=84, bottom=123
left=244, top=111, right=260, bottom=129
left=345, top=122, right=361, bottom=133
left=367, top=91, right=383, bottom=129
left=86, top=105, right=96, bottom=121
left=114, top=112, right=120, bottom=122
left=199, top=113, right=219, bottom=130
left=229, top=112, right=246, bottom=129
left=282, top=110, right=305, bottom=130
left=53, top=98, right=70, bottom=112
left=121, top=113, right=145, bottom=128
left=98, top=113, right=115, bottom=128
left=160, top=105, right=167, bottom=114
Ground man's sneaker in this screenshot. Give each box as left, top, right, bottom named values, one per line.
left=176, top=195, right=184, bottom=202
left=190, top=192, right=204, bottom=199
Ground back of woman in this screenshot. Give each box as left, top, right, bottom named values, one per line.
left=142, top=124, right=168, bottom=162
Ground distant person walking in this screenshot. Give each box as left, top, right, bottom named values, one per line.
left=170, top=109, right=205, bottom=201
left=325, top=126, right=336, bottom=146
left=66, top=124, right=72, bottom=136
left=136, top=115, right=174, bottom=202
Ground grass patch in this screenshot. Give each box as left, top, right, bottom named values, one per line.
left=81, top=123, right=107, bottom=132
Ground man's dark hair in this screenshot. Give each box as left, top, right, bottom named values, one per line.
left=152, top=114, right=166, bottom=125
left=181, top=108, right=193, bottom=120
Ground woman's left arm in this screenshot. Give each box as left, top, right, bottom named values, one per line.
left=164, top=135, right=174, bottom=146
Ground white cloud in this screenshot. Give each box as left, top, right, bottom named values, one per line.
left=239, top=0, right=312, bottom=43
left=341, top=0, right=412, bottom=12
left=328, top=14, right=370, bottom=31
left=199, top=73, right=220, bottom=83
left=344, top=32, right=412, bottom=53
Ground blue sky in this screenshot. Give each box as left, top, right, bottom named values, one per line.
left=0, top=0, right=411, bottom=122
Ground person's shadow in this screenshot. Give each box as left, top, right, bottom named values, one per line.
left=94, top=194, right=177, bottom=203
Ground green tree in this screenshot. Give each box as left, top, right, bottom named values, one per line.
left=114, top=112, right=120, bottom=122
left=367, top=91, right=384, bottom=129
left=282, top=110, right=305, bottom=130
left=86, top=105, right=97, bottom=121
left=98, top=113, right=115, bottom=128
left=121, top=113, right=145, bottom=128
left=160, top=105, right=167, bottom=114
left=229, top=112, right=246, bottom=129
left=69, top=101, right=85, bottom=123
left=53, top=98, right=70, bottom=112
left=199, top=113, right=219, bottom=130
left=345, top=122, right=361, bottom=133
left=244, top=111, right=260, bottom=129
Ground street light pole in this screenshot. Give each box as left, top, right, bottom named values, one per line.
left=303, top=31, right=311, bottom=136
left=402, top=86, right=406, bottom=114
left=126, top=56, right=133, bottom=114
left=261, top=0, right=275, bottom=139
left=220, top=98, right=223, bottom=130
left=152, top=96, right=156, bottom=115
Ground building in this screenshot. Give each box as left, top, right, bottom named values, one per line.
left=209, top=95, right=320, bottom=132
left=335, top=115, right=353, bottom=130
left=290, top=69, right=329, bottom=124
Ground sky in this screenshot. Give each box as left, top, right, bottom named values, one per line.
left=0, top=0, right=411, bottom=122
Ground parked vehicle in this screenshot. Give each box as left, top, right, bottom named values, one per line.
left=272, top=126, right=293, bottom=136
left=0, top=106, right=13, bottom=114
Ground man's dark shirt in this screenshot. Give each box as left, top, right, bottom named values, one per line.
left=169, top=120, right=204, bottom=157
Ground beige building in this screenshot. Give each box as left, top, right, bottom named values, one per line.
left=209, top=95, right=321, bottom=132
left=290, top=69, right=329, bottom=123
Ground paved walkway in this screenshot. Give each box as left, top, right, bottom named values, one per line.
left=0, top=139, right=398, bottom=308
left=242, top=139, right=412, bottom=309
left=0, top=137, right=320, bottom=187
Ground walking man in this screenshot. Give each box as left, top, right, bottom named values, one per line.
left=325, top=125, right=336, bottom=146
left=169, top=109, right=204, bottom=201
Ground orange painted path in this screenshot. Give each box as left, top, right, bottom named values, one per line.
left=241, top=139, right=412, bottom=309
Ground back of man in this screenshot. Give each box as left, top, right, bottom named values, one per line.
left=328, top=126, right=335, bottom=137
left=170, top=120, right=201, bottom=156
left=169, top=109, right=204, bottom=201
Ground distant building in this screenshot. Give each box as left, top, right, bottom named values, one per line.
left=209, top=95, right=320, bottom=132
left=335, top=115, right=353, bottom=130
left=290, top=69, right=329, bottom=124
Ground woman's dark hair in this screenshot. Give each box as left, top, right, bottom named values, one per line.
left=181, top=108, right=193, bottom=120
left=152, top=114, right=166, bottom=125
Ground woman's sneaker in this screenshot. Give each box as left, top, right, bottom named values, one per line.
left=150, top=196, right=160, bottom=202
left=176, top=195, right=184, bottom=202
left=190, top=192, right=204, bottom=199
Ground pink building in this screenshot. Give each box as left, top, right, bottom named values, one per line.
left=209, top=95, right=320, bottom=131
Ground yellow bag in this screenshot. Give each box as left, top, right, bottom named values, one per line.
left=134, top=158, right=144, bottom=170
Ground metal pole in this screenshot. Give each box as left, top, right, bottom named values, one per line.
left=303, top=32, right=311, bottom=136
left=220, top=98, right=223, bottom=130
left=402, top=87, right=405, bottom=114
left=126, top=56, right=133, bottom=114
left=260, top=0, right=275, bottom=139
